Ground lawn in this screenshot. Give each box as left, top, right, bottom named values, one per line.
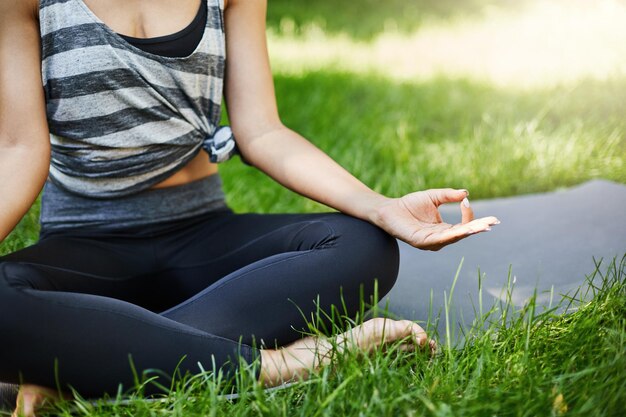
left=266, top=0, right=519, bottom=40
left=46, top=257, right=626, bottom=417
left=2, top=72, right=624, bottom=255
left=1, top=0, right=625, bottom=415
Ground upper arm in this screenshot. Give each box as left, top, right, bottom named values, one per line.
left=223, top=0, right=282, bottom=147
left=0, top=0, right=50, bottom=241
left=0, top=0, right=50, bottom=149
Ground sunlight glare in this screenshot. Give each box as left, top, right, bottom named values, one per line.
left=268, top=0, right=626, bottom=88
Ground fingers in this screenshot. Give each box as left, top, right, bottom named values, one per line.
left=465, top=216, right=500, bottom=231
left=418, top=216, right=500, bottom=250
left=428, top=188, right=469, bottom=206
left=449, top=216, right=499, bottom=238
left=460, top=197, right=474, bottom=224
left=429, top=189, right=475, bottom=224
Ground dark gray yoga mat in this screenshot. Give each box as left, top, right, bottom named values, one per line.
left=378, top=180, right=626, bottom=338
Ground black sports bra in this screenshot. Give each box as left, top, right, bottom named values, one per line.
left=118, top=0, right=207, bottom=58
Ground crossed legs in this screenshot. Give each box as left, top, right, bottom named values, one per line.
left=0, top=212, right=400, bottom=397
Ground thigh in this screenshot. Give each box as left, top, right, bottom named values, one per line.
left=0, top=231, right=167, bottom=310
left=152, top=212, right=347, bottom=299
left=157, top=212, right=340, bottom=269
left=160, top=213, right=400, bottom=346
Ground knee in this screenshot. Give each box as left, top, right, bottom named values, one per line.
left=330, top=215, right=399, bottom=297
left=361, top=223, right=400, bottom=296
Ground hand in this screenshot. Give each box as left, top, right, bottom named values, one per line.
left=373, top=188, right=499, bottom=251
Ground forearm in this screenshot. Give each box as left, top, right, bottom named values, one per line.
left=224, top=0, right=498, bottom=252
left=238, top=125, right=389, bottom=223
left=0, top=143, right=50, bottom=242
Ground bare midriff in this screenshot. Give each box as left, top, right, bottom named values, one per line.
left=150, top=151, right=218, bottom=189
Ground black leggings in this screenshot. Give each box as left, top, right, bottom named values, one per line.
left=0, top=211, right=399, bottom=397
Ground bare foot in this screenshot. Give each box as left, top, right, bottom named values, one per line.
left=260, top=318, right=436, bottom=386
left=337, top=318, right=437, bottom=354
left=12, top=385, right=61, bottom=417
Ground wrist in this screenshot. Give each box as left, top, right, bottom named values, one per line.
left=363, top=193, right=395, bottom=228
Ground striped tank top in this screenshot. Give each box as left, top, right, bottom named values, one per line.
left=39, top=0, right=237, bottom=198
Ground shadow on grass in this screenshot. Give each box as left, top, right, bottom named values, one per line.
left=267, top=0, right=527, bottom=40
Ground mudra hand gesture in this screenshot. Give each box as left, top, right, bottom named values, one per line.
left=375, top=188, right=500, bottom=251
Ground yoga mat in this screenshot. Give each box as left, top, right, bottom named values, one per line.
left=378, top=180, right=626, bottom=339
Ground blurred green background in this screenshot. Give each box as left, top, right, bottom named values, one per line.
left=266, top=0, right=513, bottom=39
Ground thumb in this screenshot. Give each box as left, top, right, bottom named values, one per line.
left=429, top=188, right=469, bottom=205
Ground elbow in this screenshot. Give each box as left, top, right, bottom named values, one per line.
left=0, top=131, right=50, bottom=153
left=231, top=119, right=286, bottom=163
left=0, top=132, right=50, bottom=178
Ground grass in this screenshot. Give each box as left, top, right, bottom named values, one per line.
left=266, top=0, right=522, bottom=40
left=3, top=1, right=625, bottom=253
left=222, top=73, right=625, bottom=214
left=267, top=1, right=626, bottom=89
left=22, top=256, right=625, bottom=417
left=3, top=73, right=623, bottom=255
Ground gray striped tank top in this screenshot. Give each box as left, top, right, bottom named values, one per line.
left=40, top=0, right=237, bottom=198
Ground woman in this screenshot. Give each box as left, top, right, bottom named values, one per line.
left=0, top=0, right=498, bottom=414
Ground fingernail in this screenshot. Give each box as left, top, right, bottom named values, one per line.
left=485, top=227, right=492, bottom=231
left=462, top=197, right=470, bottom=208
left=461, top=189, right=469, bottom=196
left=494, top=220, right=501, bottom=225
